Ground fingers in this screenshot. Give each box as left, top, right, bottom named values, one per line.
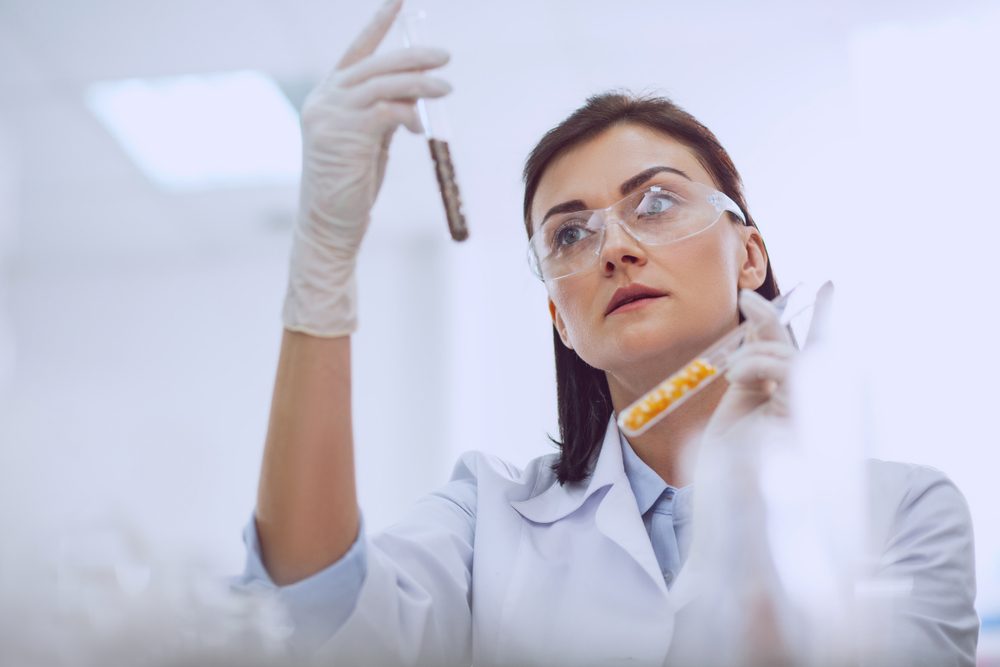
left=707, top=294, right=799, bottom=434
left=302, top=70, right=435, bottom=138
left=339, top=46, right=450, bottom=88
left=739, top=289, right=792, bottom=345
left=346, top=71, right=451, bottom=108
left=312, top=1, right=450, bottom=138
left=337, top=0, right=405, bottom=71
left=726, top=352, right=790, bottom=388
left=728, top=341, right=794, bottom=365
left=369, top=100, right=423, bottom=134
left=724, top=340, right=793, bottom=407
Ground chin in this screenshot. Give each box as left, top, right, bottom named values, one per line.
left=598, top=322, right=718, bottom=379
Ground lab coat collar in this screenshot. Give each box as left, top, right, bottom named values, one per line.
left=510, top=416, right=670, bottom=598
left=509, top=416, right=625, bottom=524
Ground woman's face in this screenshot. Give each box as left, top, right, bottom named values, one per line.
left=531, top=123, right=768, bottom=386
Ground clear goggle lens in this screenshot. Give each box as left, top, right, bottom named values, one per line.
left=528, top=177, right=745, bottom=281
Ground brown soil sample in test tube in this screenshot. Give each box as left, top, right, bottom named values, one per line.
left=428, top=138, right=468, bottom=241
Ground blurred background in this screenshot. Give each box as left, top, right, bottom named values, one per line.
left=0, top=0, right=997, bottom=659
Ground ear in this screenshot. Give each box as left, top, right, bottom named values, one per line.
left=548, top=298, right=574, bottom=350
left=736, top=227, right=768, bottom=291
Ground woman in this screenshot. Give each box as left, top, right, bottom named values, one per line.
left=241, top=1, right=978, bottom=664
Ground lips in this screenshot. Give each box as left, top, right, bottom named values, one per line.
left=605, top=283, right=669, bottom=316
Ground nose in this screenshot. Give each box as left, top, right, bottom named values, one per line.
left=599, top=219, right=647, bottom=276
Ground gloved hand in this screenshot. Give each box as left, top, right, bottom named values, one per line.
left=283, top=0, right=452, bottom=337
left=702, top=288, right=799, bottom=442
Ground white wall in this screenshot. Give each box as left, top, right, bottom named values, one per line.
left=0, top=129, right=15, bottom=395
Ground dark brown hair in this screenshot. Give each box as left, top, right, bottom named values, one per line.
left=522, top=91, right=779, bottom=484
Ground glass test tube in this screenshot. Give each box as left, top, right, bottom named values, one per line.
left=400, top=11, right=469, bottom=242
left=618, top=283, right=823, bottom=437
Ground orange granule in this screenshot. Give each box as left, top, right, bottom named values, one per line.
left=622, top=358, right=718, bottom=432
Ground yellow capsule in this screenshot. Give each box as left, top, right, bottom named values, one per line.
left=623, top=357, right=723, bottom=433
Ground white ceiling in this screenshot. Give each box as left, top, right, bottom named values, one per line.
left=0, top=0, right=992, bottom=267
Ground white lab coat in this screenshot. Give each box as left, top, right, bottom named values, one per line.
left=304, top=420, right=977, bottom=667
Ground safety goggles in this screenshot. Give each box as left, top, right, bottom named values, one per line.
left=527, top=175, right=749, bottom=281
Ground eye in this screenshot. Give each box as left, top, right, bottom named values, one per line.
left=635, top=186, right=681, bottom=218
left=636, top=188, right=680, bottom=217
left=553, top=223, right=591, bottom=248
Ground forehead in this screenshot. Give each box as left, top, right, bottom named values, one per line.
left=530, top=124, right=716, bottom=233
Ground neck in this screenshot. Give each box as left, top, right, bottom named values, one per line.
left=607, top=372, right=728, bottom=487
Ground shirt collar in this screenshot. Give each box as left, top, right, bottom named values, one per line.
left=620, top=433, right=673, bottom=516
left=510, top=416, right=628, bottom=524
left=510, top=415, right=689, bottom=524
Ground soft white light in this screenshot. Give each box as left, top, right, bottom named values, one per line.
left=86, top=71, right=301, bottom=192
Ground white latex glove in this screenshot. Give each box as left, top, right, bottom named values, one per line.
left=702, top=288, right=800, bottom=442
left=283, top=0, right=452, bottom=337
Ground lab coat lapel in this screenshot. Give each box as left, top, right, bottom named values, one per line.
left=590, top=421, right=669, bottom=599
left=511, top=418, right=669, bottom=599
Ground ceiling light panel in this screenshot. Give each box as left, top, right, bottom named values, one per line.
left=86, top=71, right=301, bottom=192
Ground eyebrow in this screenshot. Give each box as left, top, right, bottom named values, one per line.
left=540, top=166, right=692, bottom=226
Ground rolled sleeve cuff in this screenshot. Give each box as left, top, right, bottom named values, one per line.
left=237, top=513, right=368, bottom=654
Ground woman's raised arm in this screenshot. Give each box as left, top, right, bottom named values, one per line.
left=253, top=0, right=451, bottom=585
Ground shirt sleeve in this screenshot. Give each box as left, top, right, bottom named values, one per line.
left=236, top=511, right=368, bottom=652
left=236, top=451, right=480, bottom=666
left=863, top=464, right=979, bottom=667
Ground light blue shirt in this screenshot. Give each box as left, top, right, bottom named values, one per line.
left=239, top=433, right=690, bottom=634
left=619, top=436, right=693, bottom=589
